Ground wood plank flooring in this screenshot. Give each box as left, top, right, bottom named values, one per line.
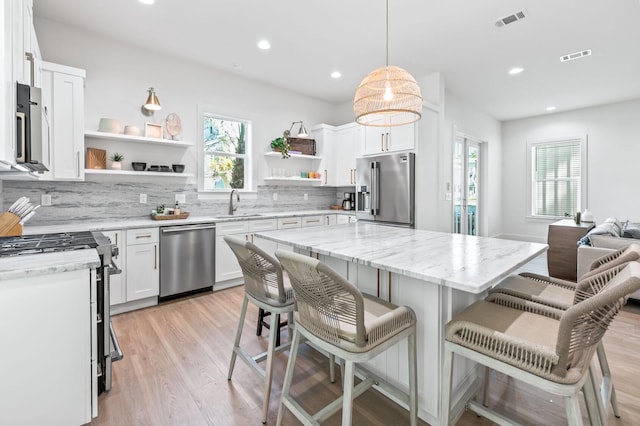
left=94, top=260, right=640, bottom=425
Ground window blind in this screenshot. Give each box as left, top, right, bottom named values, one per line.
left=532, top=141, right=581, bottom=217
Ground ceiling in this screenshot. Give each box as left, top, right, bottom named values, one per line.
left=33, top=0, right=640, bottom=121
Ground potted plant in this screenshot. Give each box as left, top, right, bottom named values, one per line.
left=109, top=152, right=124, bottom=170
left=270, top=137, right=291, bottom=159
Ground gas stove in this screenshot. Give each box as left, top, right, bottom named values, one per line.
left=0, top=231, right=99, bottom=257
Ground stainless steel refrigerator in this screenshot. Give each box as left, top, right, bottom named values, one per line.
left=355, top=152, right=415, bottom=227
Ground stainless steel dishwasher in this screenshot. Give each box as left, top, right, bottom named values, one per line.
left=159, top=223, right=216, bottom=298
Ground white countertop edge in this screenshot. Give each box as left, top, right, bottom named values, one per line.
left=23, top=210, right=356, bottom=234
left=0, top=249, right=101, bottom=281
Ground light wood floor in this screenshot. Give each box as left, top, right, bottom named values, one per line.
left=94, top=262, right=640, bottom=425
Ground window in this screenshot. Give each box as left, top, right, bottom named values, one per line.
left=201, top=113, right=251, bottom=191
left=527, top=136, right=587, bottom=218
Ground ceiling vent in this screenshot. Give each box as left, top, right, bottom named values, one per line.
left=495, top=9, right=528, bottom=27
left=560, top=49, right=592, bottom=62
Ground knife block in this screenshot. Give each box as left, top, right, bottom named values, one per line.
left=0, top=212, right=23, bottom=236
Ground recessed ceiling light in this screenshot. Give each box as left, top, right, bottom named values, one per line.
left=546, top=106, right=556, bottom=111
left=508, top=67, right=524, bottom=75
left=331, top=71, right=342, bottom=79
left=138, top=0, right=154, bottom=5
left=231, top=63, right=242, bottom=70
left=257, top=40, right=271, bottom=50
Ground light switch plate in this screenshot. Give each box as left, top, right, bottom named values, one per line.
left=445, top=192, right=452, bottom=201
left=139, top=193, right=147, bottom=204
left=175, top=193, right=186, bottom=204
left=41, top=194, right=52, bottom=206
left=273, top=193, right=278, bottom=201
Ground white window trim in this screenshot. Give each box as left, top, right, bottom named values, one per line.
left=525, top=134, right=588, bottom=220
left=197, top=105, right=254, bottom=193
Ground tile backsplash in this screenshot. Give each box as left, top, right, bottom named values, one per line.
left=1, top=180, right=351, bottom=226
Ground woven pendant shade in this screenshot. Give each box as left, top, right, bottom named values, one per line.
left=354, top=65, right=422, bottom=126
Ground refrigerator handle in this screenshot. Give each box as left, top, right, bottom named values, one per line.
left=371, top=161, right=380, bottom=215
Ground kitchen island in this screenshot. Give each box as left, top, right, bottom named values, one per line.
left=255, top=223, right=547, bottom=425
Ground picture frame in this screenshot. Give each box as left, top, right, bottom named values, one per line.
left=145, top=122, right=164, bottom=139
left=86, top=148, right=107, bottom=169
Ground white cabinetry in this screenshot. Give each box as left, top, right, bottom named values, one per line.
left=101, top=230, right=125, bottom=306
left=125, top=227, right=159, bottom=301
left=42, top=62, right=85, bottom=180
left=336, top=214, right=356, bottom=224
left=362, top=121, right=415, bottom=156
left=312, top=123, right=362, bottom=186
left=0, top=268, right=94, bottom=425
left=1, top=0, right=41, bottom=168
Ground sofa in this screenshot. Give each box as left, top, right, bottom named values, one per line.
left=577, top=218, right=640, bottom=300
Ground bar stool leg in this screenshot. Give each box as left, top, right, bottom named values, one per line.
left=408, top=331, right=418, bottom=426
left=228, top=296, right=249, bottom=380
left=262, top=310, right=279, bottom=423
left=341, top=360, right=355, bottom=426
left=277, top=328, right=302, bottom=426
left=596, top=342, right=621, bottom=417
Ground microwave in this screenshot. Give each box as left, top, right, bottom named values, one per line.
left=16, top=82, right=49, bottom=172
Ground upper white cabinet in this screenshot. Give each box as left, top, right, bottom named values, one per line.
left=42, top=62, right=86, bottom=180
left=1, top=0, right=40, bottom=167
left=362, top=119, right=416, bottom=156
left=312, top=122, right=362, bottom=187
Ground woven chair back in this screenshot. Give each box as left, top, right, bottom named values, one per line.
left=224, top=236, right=287, bottom=306
left=276, top=250, right=367, bottom=347
left=585, top=242, right=640, bottom=279
left=556, top=262, right=640, bottom=378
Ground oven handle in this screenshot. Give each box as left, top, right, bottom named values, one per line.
left=109, top=322, right=123, bottom=362
left=107, top=260, right=122, bottom=276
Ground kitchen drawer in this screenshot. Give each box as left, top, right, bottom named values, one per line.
left=217, top=220, right=250, bottom=236
left=278, top=217, right=302, bottom=229
left=127, top=227, right=159, bottom=245
left=248, top=218, right=278, bottom=232
left=302, top=215, right=324, bottom=227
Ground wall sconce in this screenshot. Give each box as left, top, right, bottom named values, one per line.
left=283, top=121, right=308, bottom=139
left=141, top=87, right=162, bottom=116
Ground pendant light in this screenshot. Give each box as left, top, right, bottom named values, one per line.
left=354, top=0, right=422, bottom=127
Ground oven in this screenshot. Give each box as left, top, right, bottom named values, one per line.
left=0, top=231, right=123, bottom=415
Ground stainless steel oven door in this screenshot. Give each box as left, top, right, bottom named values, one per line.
left=104, top=256, right=123, bottom=392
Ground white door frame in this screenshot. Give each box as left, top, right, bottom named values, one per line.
left=452, top=129, right=486, bottom=236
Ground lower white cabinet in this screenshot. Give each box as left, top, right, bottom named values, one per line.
left=125, top=227, right=159, bottom=301
left=101, top=230, right=125, bottom=305
left=336, top=214, right=356, bottom=224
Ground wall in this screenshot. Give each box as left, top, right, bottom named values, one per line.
left=442, top=91, right=502, bottom=236
left=0, top=18, right=349, bottom=224
left=501, top=98, right=640, bottom=243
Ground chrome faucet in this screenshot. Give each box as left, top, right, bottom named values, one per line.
left=228, top=189, right=240, bottom=215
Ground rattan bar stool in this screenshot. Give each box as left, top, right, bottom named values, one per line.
left=275, top=249, right=418, bottom=426
left=486, top=244, right=640, bottom=418
left=441, top=263, right=640, bottom=426
left=224, top=236, right=296, bottom=424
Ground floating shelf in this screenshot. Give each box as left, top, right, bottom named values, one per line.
left=84, top=169, right=194, bottom=177
left=264, top=152, right=322, bottom=160
left=85, top=131, right=194, bottom=147
left=264, top=177, right=322, bottom=184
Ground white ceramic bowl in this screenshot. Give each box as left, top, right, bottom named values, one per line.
left=98, top=118, right=122, bottom=133
left=124, top=125, right=142, bottom=136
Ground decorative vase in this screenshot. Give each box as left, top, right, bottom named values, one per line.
left=111, top=161, right=122, bottom=170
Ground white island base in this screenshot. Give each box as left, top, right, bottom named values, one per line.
left=256, top=223, right=547, bottom=425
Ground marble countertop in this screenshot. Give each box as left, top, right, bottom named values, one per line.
left=0, top=249, right=100, bottom=281
left=255, top=223, right=548, bottom=294
left=23, top=210, right=354, bottom=234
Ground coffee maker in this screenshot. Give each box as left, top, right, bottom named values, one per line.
left=342, top=192, right=355, bottom=210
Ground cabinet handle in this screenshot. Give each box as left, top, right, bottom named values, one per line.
left=282, top=221, right=298, bottom=225
left=136, top=234, right=153, bottom=239
left=76, top=152, right=80, bottom=177
left=307, top=219, right=320, bottom=224
left=16, top=112, right=26, bottom=162
left=25, top=52, right=35, bottom=86
left=154, top=245, right=157, bottom=270
left=324, top=169, right=327, bottom=185
left=385, top=133, right=390, bottom=151
left=381, top=134, right=384, bottom=151
left=115, top=234, right=118, bottom=246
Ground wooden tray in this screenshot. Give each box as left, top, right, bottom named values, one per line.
left=151, top=212, right=190, bottom=220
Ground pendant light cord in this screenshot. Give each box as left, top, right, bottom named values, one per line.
left=385, top=0, right=389, bottom=67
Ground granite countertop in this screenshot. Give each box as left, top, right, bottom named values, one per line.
left=0, top=249, right=101, bottom=281
left=23, top=210, right=354, bottom=235
left=255, top=222, right=548, bottom=294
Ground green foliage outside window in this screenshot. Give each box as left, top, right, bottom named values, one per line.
left=204, top=116, right=248, bottom=190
